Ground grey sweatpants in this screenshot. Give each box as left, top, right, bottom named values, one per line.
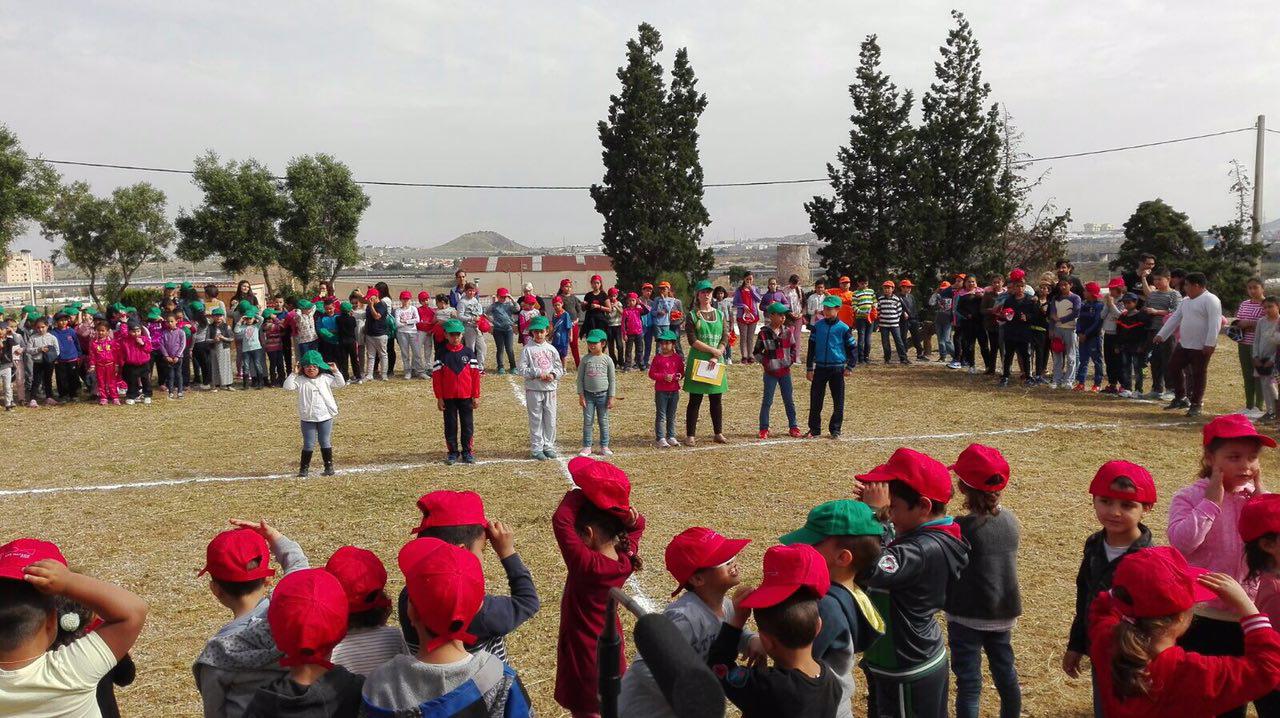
left=526, top=389, right=557, bottom=453
left=363, top=335, right=388, bottom=380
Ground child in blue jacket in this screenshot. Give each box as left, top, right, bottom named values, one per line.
left=1075, top=281, right=1106, bottom=392
left=805, top=295, right=857, bottom=440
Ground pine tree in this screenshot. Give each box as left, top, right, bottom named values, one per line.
left=806, top=35, right=915, bottom=282
left=592, top=23, right=711, bottom=288
left=911, top=11, right=1016, bottom=283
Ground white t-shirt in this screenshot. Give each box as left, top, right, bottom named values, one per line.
left=0, top=631, right=117, bottom=718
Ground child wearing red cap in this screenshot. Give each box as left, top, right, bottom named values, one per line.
left=484, top=288, right=517, bottom=374
left=618, top=527, right=759, bottom=717
left=1074, top=281, right=1106, bottom=392
left=394, top=290, right=425, bottom=380
left=553, top=457, right=646, bottom=717
left=195, top=519, right=310, bottom=718
left=1062, top=460, right=1156, bottom=714
left=413, top=290, right=436, bottom=375
left=325, top=547, right=408, bottom=677
left=243, top=568, right=365, bottom=718
left=854, top=447, right=970, bottom=718
left=778, top=500, right=887, bottom=718
left=707, top=544, right=841, bottom=717
left=1169, top=413, right=1275, bottom=708
left=362, top=538, right=532, bottom=717
left=432, top=319, right=481, bottom=465
left=397, top=491, right=541, bottom=664
left=944, top=445, right=1022, bottom=718
left=0, top=539, right=148, bottom=718
left=551, top=296, right=573, bottom=361
left=621, top=291, right=646, bottom=371
left=1088, top=546, right=1280, bottom=718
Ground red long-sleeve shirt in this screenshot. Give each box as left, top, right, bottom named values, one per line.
left=1089, top=592, right=1280, bottom=717
left=552, top=489, right=645, bottom=714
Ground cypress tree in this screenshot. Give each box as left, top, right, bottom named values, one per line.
left=806, top=35, right=915, bottom=282
left=664, top=47, right=713, bottom=280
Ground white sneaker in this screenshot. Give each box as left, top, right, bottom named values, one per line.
left=125, top=399, right=135, bottom=405
left=655, top=438, right=669, bottom=448
left=947, top=361, right=962, bottom=369
left=600, top=446, right=614, bottom=457
left=578, top=447, right=592, bottom=457
left=667, top=437, right=680, bottom=447
left=1118, top=390, right=1132, bottom=398
left=404, top=374, right=412, bottom=380
left=1050, top=382, right=1060, bottom=390
left=1244, top=407, right=1265, bottom=419
left=143, top=397, right=152, bottom=405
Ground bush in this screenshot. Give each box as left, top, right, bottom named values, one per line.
left=115, top=287, right=164, bottom=312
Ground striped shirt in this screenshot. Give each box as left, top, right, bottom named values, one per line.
left=853, top=289, right=876, bottom=318
left=331, top=625, right=409, bottom=676
left=876, top=295, right=904, bottom=327
left=1236, top=299, right=1265, bottom=345
left=1144, top=289, right=1181, bottom=330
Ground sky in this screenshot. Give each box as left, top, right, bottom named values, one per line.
left=5, top=1, right=1280, bottom=258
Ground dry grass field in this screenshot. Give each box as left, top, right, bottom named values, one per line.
left=4, top=337, right=1273, bottom=717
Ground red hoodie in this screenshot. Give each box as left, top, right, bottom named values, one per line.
left=87, top=336, right=120, bottom=367
left=118, top=332, right=153, bottom=366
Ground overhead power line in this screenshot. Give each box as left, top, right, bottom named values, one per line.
left=29, top=125, right=1258, bottom=191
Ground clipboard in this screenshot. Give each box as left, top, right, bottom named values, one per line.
left=689, top=358, right=725, bottom=385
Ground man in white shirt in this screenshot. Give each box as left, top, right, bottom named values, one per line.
left=1154, top=272, right=1222, bottom=417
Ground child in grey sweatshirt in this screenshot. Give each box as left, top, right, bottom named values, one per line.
left=517, top=316, right=563, bottom=461
left=576, top=329, right=617, bottom=456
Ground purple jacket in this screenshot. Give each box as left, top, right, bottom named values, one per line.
left=732, top=286, right=763, bottom=323
left=158, top=327, right=187, bottom=359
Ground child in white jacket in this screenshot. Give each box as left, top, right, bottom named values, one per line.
left=283, top=349, right=346, bottom=477
left=518, top=316, right=563, bottom=461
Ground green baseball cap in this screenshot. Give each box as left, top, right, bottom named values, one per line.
left=297, top=299, right=313, bottom=310
left=528, top=315, right=549, bottom=331
left=779, top=500, right=883, bottom=546
left=21, top=305, right=35, bottom=314
left=26, top=310, right=41, bottom=321
left=693, top=279, right=713, bottom=293
left=244, top=306, right=260, bottom=318
left=163, top=282, right=177, bottom=290
left=238, top=299, right=252, bottom=312
left=181, top=281, right=193, bottom=289
left=146, top=307, right=163, bottom=320
left=299, top=349, right=330, bottom=372
left=585, top=328, right=607, bottom=343
left=766, top=302, right=789, bottom=315
left=657, top=329, right=679, bottom=342
left=443, top=318, right=465, bottom=334
left=262, top=308, right=277, bottom=318
left=340, top=301, right=352, bottom=312
left=189, top=300, right=205, bottom=312
left=822, top=295, right=843, bottom=309
left=124, top=306, right=137, bottom=315
left=317, top=327, right=335, bottom=340
left=210, top=306, right=226, bottom=316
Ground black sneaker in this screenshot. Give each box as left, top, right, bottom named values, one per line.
left=462, top=452, right=476, bottom=464
left=998, top=378, right=1009, bottom=388
left=1023, top=378, right=1036, bottom=388
left=1164, top=398, right=1190, bottom=411
left=445, top=453, right=459, bottom=466
left=1186, top=405, right=1203, bottom=417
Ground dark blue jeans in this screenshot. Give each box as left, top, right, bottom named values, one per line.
left=642, top=323, right=658, bottom=367
left=1076, top=335, right=1104, bottom=385
left=880, top=324, right=907, bottom=362
left=856, top=317, right=874, bottom=360
left=759, top=373, right=797, bottom=430
left=654, top=390, right=678, bottom=440
left=948, top=622, right=1020, bottom=718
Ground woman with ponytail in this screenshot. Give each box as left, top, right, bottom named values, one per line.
left=1088, top=546, right=1280, bottom=717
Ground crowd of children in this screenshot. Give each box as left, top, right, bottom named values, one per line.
left=9, top=414, right=1280, bottom=717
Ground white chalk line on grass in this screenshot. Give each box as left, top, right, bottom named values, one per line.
left=504, top=375, right=659, bottom=614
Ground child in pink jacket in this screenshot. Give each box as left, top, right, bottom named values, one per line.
left=119, top=320, right=154, bottom=404
left=647, top=329, right=684, bottom=448
left=87, top=321, right=122, bottom=405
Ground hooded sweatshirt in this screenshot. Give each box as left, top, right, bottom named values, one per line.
left=243, top=667, right=364, bottom=718
left=517, top=341, right=563, bottom=392
left=862, top=518, right=969, bottom=682
left=813, top=582, right=884, bottom=718
left=359, top=651, right=532, bottom=718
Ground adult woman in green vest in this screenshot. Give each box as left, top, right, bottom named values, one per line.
left=683, top=279, right=729, bottom=446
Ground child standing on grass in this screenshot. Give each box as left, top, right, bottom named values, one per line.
left=607, top=287, right=624, bottom=364
left=713, top=286, right=735, bottom=366
left=209, top=307, right=235, bottom=391
left=945, top=444, right=1022, bottom=718
left=1253, top=297, right=1280, bottom=421
left=325, top=546, right=409, bottom=676
left=27, top=316, right=56, bottom=406
left=554, top=457, right=645, bottom=718
left=518, top=315, right=563, bottom=461
left=195, top=519, right=310, bottom=718
left=120, top=319, right=153, bottom=405
left=518, top=295, right=541, bottom=347
left=648, top=329, right=684, bottom=448
left=88, top=320, right=121, bottom=406
left=618, top=526, right=758, bottom=718
left=431, top=318, right=481, bottom=465
left=262, top=309, right=285, bottom=387
left=146, top=307, right=166, bottom=390
left=577, top=328, right=617, bottom=457
left=236, top=308, right=265, bottom=389
left=622, top=291, right=646, bottom=370
left=805, top=295, right=857, bottom=440
left=1062, top=461, right=1156, bottom=715
left=159, top=313, right=187, bottom=399
left=1168, top=414, right=1275, bottom=718
left=755, top=301, right=800, bottom=439
left=0, top=325, right=16, bottom=410
left=1088, top=546, right=1280, bottom=718
left=51, top=312, right=82, bottom=402
left=432, top=294, right=457, bottom=360
left=1115, top=293, right=1152, bottom=398
left=552, top=296, right=573, bottom=362
left=283, top=350, right=346, bottom=478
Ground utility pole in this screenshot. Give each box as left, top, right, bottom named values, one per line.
left=1254, top=114, right=1266, bottom=247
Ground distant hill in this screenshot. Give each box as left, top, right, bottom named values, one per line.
left=432, top=231, right=531, bottom=255
left=745, top=232, right=818, bottom=245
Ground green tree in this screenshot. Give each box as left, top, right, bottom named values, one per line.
left=103, top=182, right=174, bottom=297
left=591, top=23, right=712, bottom=288
left=806, top=35, right=916, bottom=282
left=1109, top=199, right=1205, bottom=273
left=1202, top=222, right=1264, bottom=309
left=41, top=181, right=113, bottom=304
left=910, top=11, right=1016, bottom=283
left=279, top=154, right=371, bottom=290
left=0, top=125, right=60, bottom=265
left=176, top=152, right=286, bottom=293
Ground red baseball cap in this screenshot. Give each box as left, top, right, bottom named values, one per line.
left=1110, top=546, right=1215, bottom=618
left=949, top=444, right=1010, bottom=492
left=856, top=447, right=954, bottom=504
left=496, top=287, right=510, bottom=298
left=366, top=289, right=380, bottom=299
left=1239, top=494, right=1280, bottom=542
left=641, top=282, right=654, bottom=290
left=0, top=538, right=66, bottom=581
left=1203, top=414, right=1278, bottom=448
left=199, top=528, right=276, bottom=582
left=1084, top=281, right=1101, bottom=297
left=838, top=276, right=851, bottom=284
left=398, top=538, right=485, bottom=652
left=568, top=457, right=632, bottom=518
left=411, top=491, right=487, bottom=535
left=664, top=527, right=750, bottom=597
left=324, top=546, right=391, bottom=612
left=1107, top=277, right=1126, bottom=290
left=739, top=544, right=830, bottom=609
left=560, top=278, right=572, bottom=288
left=1089, top=461, right=1158, bottom=504
left=399, top=290, right=412, bottom=300
left=627, top=292, right=638, bottom=299
left=418, top=291, right=430, bottom=302
left=267, top=568, right=349, bottom=667
left=1008, top=269, right=1026, bottom=282
left=591, top=274, right=603, bottom=283
left=553, top=296, right=564, bottom=305
left=608, top=287, right=620, bottom=296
